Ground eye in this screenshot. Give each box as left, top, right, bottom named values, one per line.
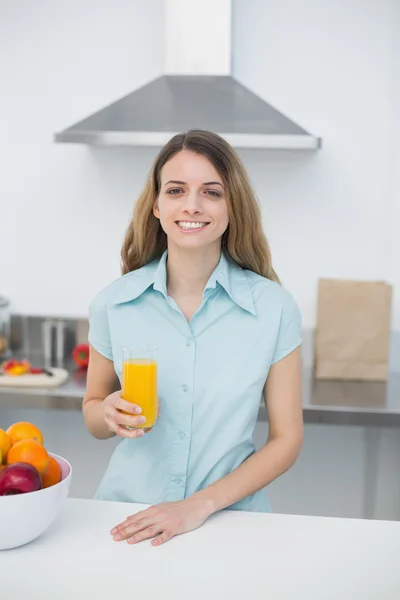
left=205, top=189, right=222, bottom=198
left=166, top=188, right=184, bottom=195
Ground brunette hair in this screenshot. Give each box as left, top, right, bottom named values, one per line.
left=121, top=129, right=279, bottom=282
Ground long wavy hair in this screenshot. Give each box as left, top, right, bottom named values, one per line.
left=121, top=129, right=279, bottom=282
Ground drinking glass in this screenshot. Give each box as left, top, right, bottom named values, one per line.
left=121, top=345, right=158, bottom=429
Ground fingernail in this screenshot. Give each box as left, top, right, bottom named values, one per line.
left=110, top=528, right=117, bottom=535
left=139, top=416, right=146, bottom=424
left=137, top=430, right=145, bottom=437
left=113, top=534, right=122, bottom=541
left=134, top=407, right=142, bottom=414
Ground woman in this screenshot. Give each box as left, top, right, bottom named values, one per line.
left=83, top=129, right=303, bottom=547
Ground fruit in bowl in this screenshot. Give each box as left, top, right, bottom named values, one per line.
left=0, top=462, right=42, bottom=495
left=0, top=428, right=12, bottom=458
left=0, top=421, right=61, bottom=481
left=0, top=421, right=72, bottom=550
left=6, top=421, right=43, bottom=446
left=0, top=421, right=65, bottom=493
left=7, top=438, right=50, bottom=475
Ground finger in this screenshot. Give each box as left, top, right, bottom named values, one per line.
left=106, top=413, right=145, bottom=439
left=115, top=410, right=147, bottom=429
left=113, top=425, right=145, bottom=439
left=110, top=509, right=151, bottom=536
left=112, top=518, right=152, bottom=542
left=151, top=529, right=174, bottom=547
left=115, top=398, right=143, bottom=415
left=127, top=525, right=162, bottom=545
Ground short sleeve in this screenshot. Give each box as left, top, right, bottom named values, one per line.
left=88, top=292, right=113, bottom=361
left=271, top=292, right=302, bottom=364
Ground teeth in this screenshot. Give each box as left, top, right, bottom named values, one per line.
left=177, top=221, right=208, bottom=230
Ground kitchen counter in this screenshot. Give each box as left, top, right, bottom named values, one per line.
left=1, top=359, right=400, bottom=426
left=2, top=497, right=400, bottom=599
left=2, top=320, right=399, bottom=426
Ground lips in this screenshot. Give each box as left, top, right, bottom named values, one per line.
left=175, top=220, right=210, bottom=231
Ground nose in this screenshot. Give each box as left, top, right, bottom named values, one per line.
left=182, top=190, right=203, bottom=215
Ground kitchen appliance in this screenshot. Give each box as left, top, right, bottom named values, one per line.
left=54, top=0, right=321, bottom=150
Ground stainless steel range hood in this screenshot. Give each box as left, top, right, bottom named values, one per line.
left=54, top=0, right=321, bottom=150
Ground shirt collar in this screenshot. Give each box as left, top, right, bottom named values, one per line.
left=205, top=251, right=256, bottom=315
left=114, top=250, right=256, bottom=316
left=113, top=258, right=160, bottom=305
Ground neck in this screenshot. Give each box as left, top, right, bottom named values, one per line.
left=166, top=244, right=222, bottom=297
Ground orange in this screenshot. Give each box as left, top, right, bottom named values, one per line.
left=0, top=429, right=12, bottom=463
left=41, top=456, right=62, bottom=488
left=7, top=439, right=49, bottom=475
left=6, top=422, right=44, bottom=446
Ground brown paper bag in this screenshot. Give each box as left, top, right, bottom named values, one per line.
left=314, top=279, right=392, bottom=381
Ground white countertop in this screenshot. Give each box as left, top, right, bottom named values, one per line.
left=2, top=498, right=400, bottom=599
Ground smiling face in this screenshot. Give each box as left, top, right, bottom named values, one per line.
left=153, top=150, right=229, bottom=253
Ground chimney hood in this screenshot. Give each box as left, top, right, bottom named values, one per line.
left=54, top=0, right=321, bottom=150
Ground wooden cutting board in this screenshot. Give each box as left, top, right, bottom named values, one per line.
left=0, top=368, right=69, bottom=388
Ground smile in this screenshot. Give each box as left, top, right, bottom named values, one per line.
left=175, top=221, right=210, bottom=232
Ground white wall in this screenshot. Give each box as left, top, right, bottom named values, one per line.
left=1, top=0, right=399, bottom=332
left=233, top=0, right=399, bottom=329
left=0, top=0, right=164, bottom=316
left=390, top=0, right=400, bottom=332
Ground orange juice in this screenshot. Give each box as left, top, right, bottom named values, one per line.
left=122, top=358, right=158, bottom=428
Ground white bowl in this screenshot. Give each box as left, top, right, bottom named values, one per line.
left=0, top=452, right=72, bottom=550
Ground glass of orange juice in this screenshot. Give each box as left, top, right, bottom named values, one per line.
left=121, top=345, right=158, bottom=430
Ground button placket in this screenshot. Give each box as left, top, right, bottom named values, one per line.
left=182, top=334, right=194, bottom=393
left=166, top=327, right=195, bottom=501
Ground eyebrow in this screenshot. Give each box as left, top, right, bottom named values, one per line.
left=164, top=180, right=224, bottom=187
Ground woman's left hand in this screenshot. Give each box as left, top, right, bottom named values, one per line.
left=110, top=497, right=214, bottom=547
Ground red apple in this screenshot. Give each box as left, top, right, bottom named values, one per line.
left=0, top=462, right=42, bottom=496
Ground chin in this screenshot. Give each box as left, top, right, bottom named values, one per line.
left=172, top=237, right=211, bottom=249
left=167, top=232, right=220, bottom=251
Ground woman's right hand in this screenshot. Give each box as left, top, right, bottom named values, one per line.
left=103, top=390, right=149, bottom=439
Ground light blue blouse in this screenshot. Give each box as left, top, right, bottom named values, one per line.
left=88, top=250, right=302, bottom=512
